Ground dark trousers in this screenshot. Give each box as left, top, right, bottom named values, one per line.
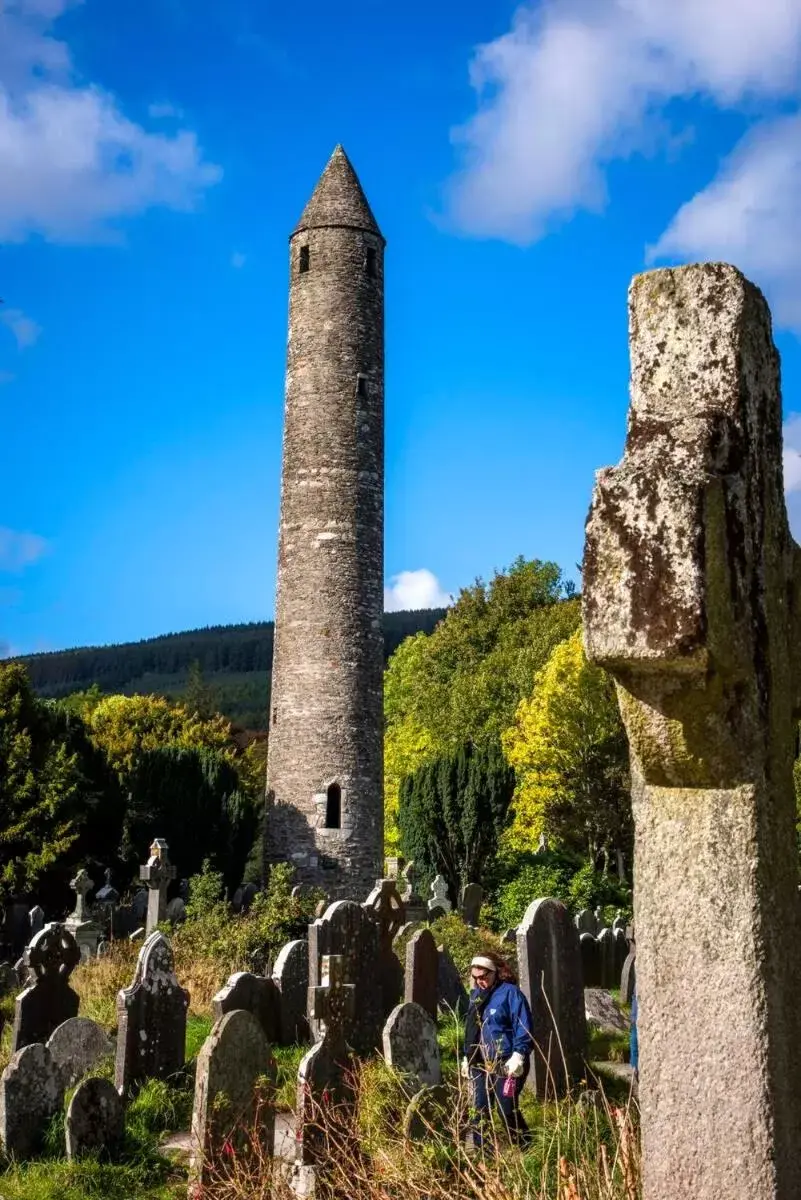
left=469, top=1062, right=529, bottom=1146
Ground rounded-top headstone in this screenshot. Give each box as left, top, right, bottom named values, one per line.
left=66, top=1076, right=124, bottom=1160
left=47, top=1016, right=113, bottom=1088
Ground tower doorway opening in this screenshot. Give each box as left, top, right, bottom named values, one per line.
left=325, top=782, right=342, bottom=829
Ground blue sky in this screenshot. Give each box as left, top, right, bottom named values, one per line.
left=3, top=0, right=801, bottom=655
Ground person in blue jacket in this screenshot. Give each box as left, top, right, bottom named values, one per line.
left=461, top=952, right=533, bottom=1145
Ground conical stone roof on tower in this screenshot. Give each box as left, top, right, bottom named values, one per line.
left=293, top=144, right=384, bottom=239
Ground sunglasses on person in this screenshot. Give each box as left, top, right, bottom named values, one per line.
left=471, top=967, right=496, bottom=983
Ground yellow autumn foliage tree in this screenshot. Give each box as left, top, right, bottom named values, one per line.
left=502, top=629, right=632, bottom=864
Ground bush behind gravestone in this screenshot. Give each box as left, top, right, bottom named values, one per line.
left=428, top=914, right=515, bottom=979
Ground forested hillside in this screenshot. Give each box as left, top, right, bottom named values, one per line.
left=16, top=609, right=446, bottom=729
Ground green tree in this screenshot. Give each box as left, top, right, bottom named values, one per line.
left=0, top=664, right=84, bottom=897
left=502, top=629, right=632, bottom=873
left=183, top=659, right=218, bottom=720
left=398, top=739, right=515, bottom=902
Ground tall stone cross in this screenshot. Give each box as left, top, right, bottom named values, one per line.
left=583, top=264, right=801, bottom=1200
left=309, top=955, right=355, bottom=1051
left=69, top=869, right=93, bottom=923
left=139, top=839, right=176, bottom=936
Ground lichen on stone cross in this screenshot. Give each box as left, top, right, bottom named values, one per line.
left=583, top=263, right=801, bottom=1200
left=139, top=838, right=176, bottom=934
left=429, top=876, right=450, bottom=908
left=310, top=954, right=355, bottom=1044
left=69, top=870, right=93, bottom=923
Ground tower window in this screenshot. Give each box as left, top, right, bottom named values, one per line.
left=325, top=782, right=341, bottom=829
left=356, top=375, right=367, bottom=398
left=366, top=247, right=377, bottom=278
left=299, top=245, right=310, bottom=274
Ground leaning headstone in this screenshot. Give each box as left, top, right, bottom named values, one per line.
left=0, top=1042, right=64, bottom=1158
left=404, top=928, right=438, bottom=1020
left=579, top=932, right=601, bottom=988
left=459, top=883, right=484, bottom=927
left=363, top=879, right=406, bottom=1016
left=517, top=898, right=585, bottom=1099
left=272, top=939, right=309, bottom=1045
left=115, top=930, right=189, bottom=1093
left=212, top=971, right=281, bottom=1045
left=308, top=900, right=381, bottom=1056
left=382, top=1001, right=441, bottom=1091
left=583, top=262, right=801, bottom=1199
left=436, top=945, right=468, bottom=1017
left=584, top=988, right=629, bottom=1036
left=620, top=948, right=636, bottom=1006
left=28, top=905, right=45, bottom=938
left=297, top=955, right=356, bottom=1173
left=11, top=923, right=81, bottom=1053
left=65, top=1077, right=125, bottom=1161
left=140, top=838, right=176, bottom=936
left=47, top=1016, right=113, bottom=1088
left=428, top=875, right=452, bottom=917
left=189, top=1009, right=276, bottom=1189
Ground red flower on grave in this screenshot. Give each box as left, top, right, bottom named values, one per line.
left=222, top=1139, right=234, bottom=1157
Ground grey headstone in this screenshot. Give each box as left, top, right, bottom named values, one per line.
left=308, top=901, right=381, bottom=1056
left=0, top=1042, right=64, bottom=1158
left=65, top=1077, right=125, bottom=1160
left=517, top=897, right=586, bottom=1098
left=165, top=897, right=186, bottom=926
left=0, top=961, right=17, bottom=997
left=613, top=927, right=629, bottom=976
left=404, top=928, right=438, bottom=1021
left=298, top=955, right=356, bottom=1169
left=212, top=971, right=281, bottom=1044
left=28, top=906, right=45, bottom=938
left=620, top=948, right=636, bottom=1006
left=272, top=939, right=309, bottom=1045
left=11, top=923, right=81, bottom=1053
left=597, top=926, right=617, bottom=989
left=363, top=880, right=406, bottom=1016
left=579, top=932, right=601, bottom=988
left=585, top=988, right=629, bottom=1036
left=189, top=1009, right=276, bottom=1188
left=47, top=1016, right=113, bottom=1089
left=427, top=875, right=452, bottom=916
left=436, top=945, right=468, bottom=1017
left=382, top=1002, right=441, bottom=1091
left=575, top=908, right=597, bottom=936
left=459, top=883, right=484, bottom=927
left=130, top=889, right=148, bottom=923
left=115, top=930, right=189, bottom=1094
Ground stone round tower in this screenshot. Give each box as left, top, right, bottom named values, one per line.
left=264, top=145, right=385, bottom=898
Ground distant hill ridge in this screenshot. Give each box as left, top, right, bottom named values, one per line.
left=16, top=610, right=447, bottom=730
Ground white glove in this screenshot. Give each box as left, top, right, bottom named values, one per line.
left=460, top=1056, right=470, bottom=1079
left=504, top=1051, right=525, bottom=1078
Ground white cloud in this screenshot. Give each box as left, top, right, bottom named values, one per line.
left=384, top=569, right=452, bottom=612
left=231, top=251, right=246, bottom=269
left=0, top=1, right=221, bottom=243
left=1, top=306, right=40, bottom=348
left=148, top=102, right=183, bottom=120
left=0, top=526, right=49, bottom=571
left=447, top=0, right=801, bottom=242
left=649, top=115, right=801, bottom=330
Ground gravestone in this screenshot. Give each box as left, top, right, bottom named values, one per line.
left=297, top=954, right=356, bottom=1169
left=585, top=988, right=629, bottom=1036
left=382, top=1002, right=440, bottom=1091
left=140, top=838, right=176, bottom=935
left=130, top=888, right=148, bottom=927
left=212, top=971, right=281, bottom=1045
left=436, top=945, right=468, bottom=1017
left=597, top=926, right=617, bottom=989
left=0, top=1042, right=64, bottom=1158
left=0, top=961, right=17, bottom=997
left=401, top=861, right=428, bottom=922
left=620, top=948, right=636, bottom=1006
left=115, top=930, right=189, bottom=1093
left=189, top=1009, right=276, bottom=1189
left=272, top=939, right=309, bottom=1045
left=517, top=898, right=585, bottom=1099
left=308, top=901, right=381, bottom=1055
left=612, top=911, right=626, bottom=933
left=583, top=263, right=801, bottom=1199
left=613, top=928, right=629, bottom=977
left=14, top=955, right=28, bottom=988
left=575, top=909, right=597, bottom=936
left=96, top=868, right=119, bottom=908
left=66, top=1077, right=125, bottom=1161
left=363, top=879, right=406, bottom=1016
left=403, top=1083, right=449, bottom=1142
left=579, top=932, right=601, bottom=988
left=459, top=883, right=484, bottom=927
left=165, top=896, right=186, bottom=925
left=65, top=868, right=102, bottom=960
left=232, top=882, right=258, bottom=913
left=28, top=905, right=45, bottom=938
left=11, top=922, right=81, bottom=1053
left=47, top=1016, right=113, bottom=1088
left=404, top=928, right=438, bottom=1020
left=428, top=875, right=451, bottom=917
